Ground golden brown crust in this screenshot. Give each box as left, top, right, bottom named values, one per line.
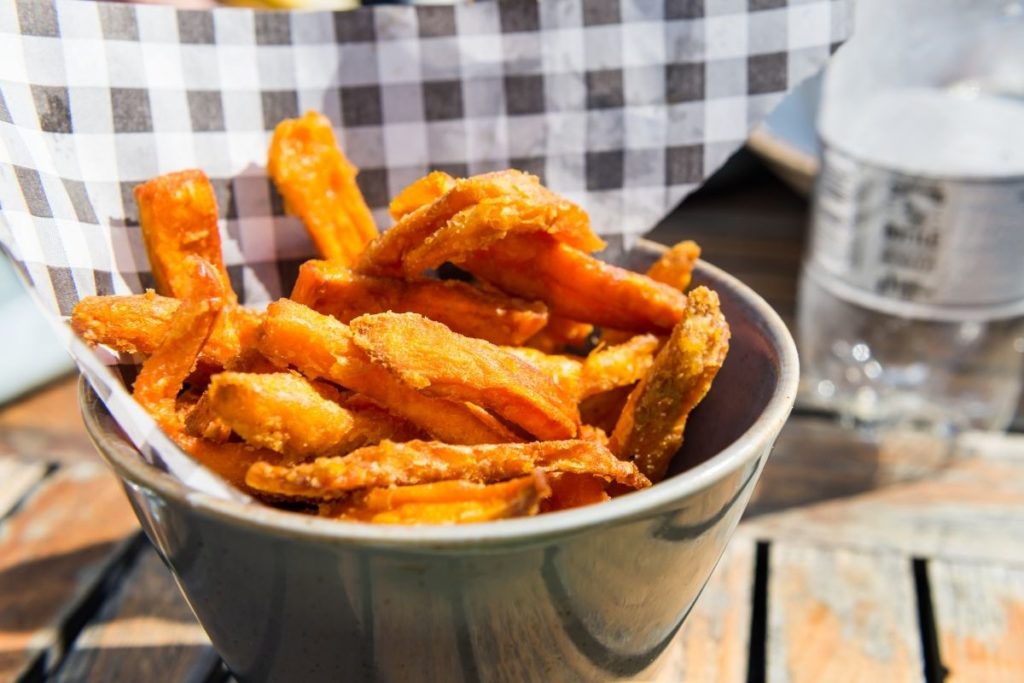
left=647, top=240, right=701, bottom=291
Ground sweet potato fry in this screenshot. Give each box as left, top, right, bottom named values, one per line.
left=132, top=257, right=226, bottom=431
left=206, top=372, right=420, bottom=460
left=320, top=471, right=551, bottom=524
left=525, top=316, right=595, bottom=354
left=462, top=233, right=687, bottom=332
left=579, top=334, right=661, bottom=400
left=609, top=287, right=730, bottom=483
left=579, top=385, right=635, bottom=434
left=291, top=260, right=548, bottom=345
left=71, top=294, right=262, bottom=368
left=388, top=171, right=457, bottom=221
left=501, top=346, right=582, bottom=399
left=647, top=240, right=701, bottom=291
left=183, top=390, right=232, bottom=443
left=268, top=111, right=377, bottom=264
left=134, top=170, right=236, bottom=304
left=257, top=299, right=520, bottom=445
left=542, top=472, right=610, bottom=512
left=349, top=312, right=580, bottom=440
left=400, top=195, right=597, bottom=277
left=245, top=439, right=651, bottom=499
left=358, top=170, right=604, bottom=276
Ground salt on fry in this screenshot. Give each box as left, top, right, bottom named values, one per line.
left=206, top=372, right=421, bottom=460
left=349, top=312, right=580, bottom=440
left=320, top=471, right=551, bottom=524
left=134, top=170, right=236, bottom=304
left=268, top=111, right=377, bottom=264
left=291, top=260, right=548, bottom=346
left=257, top=299, right=521, bottom=445
left=609, top=287, right=730, bottom=483
left=462, top=233, right=687, bottom=332
left=245, top=439, right=651, bottom=499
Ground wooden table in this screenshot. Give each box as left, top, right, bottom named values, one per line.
left=2, top=158, right=1023, bottom=682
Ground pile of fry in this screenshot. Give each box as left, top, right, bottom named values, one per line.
left=72, top=111, right=729, bottom=525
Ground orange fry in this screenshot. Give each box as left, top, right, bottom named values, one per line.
left=501, top=346, right=582, bottom=399
left=72, top=294, right=262, bottom=368
left=358, top=170, right=604, bottom=276
left=207, top=372, right=420, bottom=460
left=526, top=316, right=595, bottom=354
left=400, top=195, right=597, bottom=277
left=647, top=240, right=701, bottom=291
left=579, top=385, right=634, bottom=435
left=132, top=257, right=226, bottom=431
left=542, top=472, right=611, bottom=512
left=245, top=439, right=651, bottom=499
left=349, top=312, right=580, bottom=440
left=257, top=299, right=519, bottom=445
left=388, top=171, right=457, bottom=220
left=579, top=334, right=661, bottom=400
left=291, top=260, right=548, bottom=345
left=462, top=233, right=687, bottom=332
left=268, top=111, right=377, bottom=264
left=134, top=170, right=235, bottom=304
left=610, top=287, right=730, bottom=483
left=183, top=390, right=232, bottom=443
left=320, top=472, right=551, bottom=524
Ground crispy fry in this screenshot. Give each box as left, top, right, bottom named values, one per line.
left=268, top=111, right=377, bottom=264
left=258, top=299, right=520, bottom=444
left=525, top=316, right=595, bottom=354
left=320, top=472, right=551, bottom=524
left=206, top=372, right=420, bottom=460
left=183, top=390, right=232, bottom=443
left=246, top=439, right=650, bottom=499
left=358, top=170, right=604, bottom=276
left=579, top=334, right=661, bottom=400
left=609, top=287, right=730, bottom=483
left=72, top=294, right=262, bottom=368
left=542, top=473, right=610, bottom=512
left=134, top=170, right=236, bottom=304
left=400, top=195, right=598, bottom=277
left=579, top=385, right=634, bottom=435
left=291, top=260, right=548, bottom=345
left=388, top=171, right=457, bottom=220
left=350, top=312, right=580, bottom=440
left=462, top=233, right=687, bottom=332
left=501, top=346, right=582, bottom=399
left=647, top=240, right=701, bottom=291
left=132, top=257, right=226, bottom=431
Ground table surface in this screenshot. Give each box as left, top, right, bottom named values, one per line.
left=2, top=158, right=1023, bottom=682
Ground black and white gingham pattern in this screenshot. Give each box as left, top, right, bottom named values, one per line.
left=0, top=0, right=849, bottom=499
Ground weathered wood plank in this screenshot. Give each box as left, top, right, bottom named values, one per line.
left=741, top=418, right=1024, bottom=564
left=647, top=537, right=755, bottom=683
left=0, top=376, right=98, bottom=465
left=0, top=462, right=139, bottom=680
left=0, top=456, right=48, bottom=519
left=929, top=558, right=1024, bottom=683
left=53, top=543, right=220, bottom=683
left=767, top=542, right=924, bottom=683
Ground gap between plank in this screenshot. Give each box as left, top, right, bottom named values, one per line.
left=912, top=558, right=948, bottom=683
left=746, top=541, right=770, bottom=683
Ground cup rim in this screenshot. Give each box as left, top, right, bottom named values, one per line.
left=80, top=238, right=799, bottom=550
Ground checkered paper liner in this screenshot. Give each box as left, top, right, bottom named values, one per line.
left=0, top=0, right=848, bottom=501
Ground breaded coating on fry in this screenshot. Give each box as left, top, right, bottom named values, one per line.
left=647, top=240, right=701, bottom=291
left=579, top=334, right=661, bottom=400
left=206, top=372, right=420, bottom=460
left=245, top=439, right=651, bottom=499
left=132, top=257, right=226, bottom=431
left=400, top=195, right=597, bottom=277
left=257, top=299, right=520, bottom=445
left=268, top=111, right=377, bottom=264
left=358, top=170, right=604, bottom=277
left=579, top=385, right=635, bottom=435
left=349, top=312, right=580, bottom=440
left=525, top=316, right=595, bottom=354
left=71, top=294, right=262, bottom=368
left=609, top=287, right=730, bottom=483
left=501, top=346, right=583, bottom=399
left=134, top=170, right=236, bottom=304
left=320, top=471, right=551, bottom=524
left=183, top=390, right=232, bottom=443
left=388, top=171, right=457, bottom=220
left=291, top=260, right=548, bottom=345
left=542, top=472, right=610, bottom=512
left=462, top=233, right=687, bottom=332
